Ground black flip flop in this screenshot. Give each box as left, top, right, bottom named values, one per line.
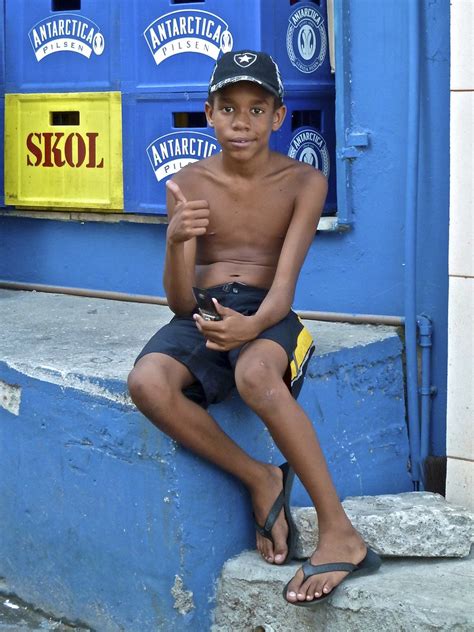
left=255, top=462, right=296, bottom=565
left=283, top=547, right=382, bottom=607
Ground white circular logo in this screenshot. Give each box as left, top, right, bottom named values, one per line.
left=287, top=6, right=327, bottom=74
left=92, top=32, right=105, bottom=56
left=288, top=127, right=330, bottom=177
left=300, top=147, right=319, bottom=168
left=220, top=30, right=233, bottom=53
left=298, top=25, right=316, bottom=61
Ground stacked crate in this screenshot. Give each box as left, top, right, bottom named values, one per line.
left=4, top=0, right=336, bottom=215
left=269, top=0, right=336, bottom=213
left=121, top=0, right=257, bottom=214
left=121, top=0, right=336, bottom=215
left=4, top=0, right=123, bottom=210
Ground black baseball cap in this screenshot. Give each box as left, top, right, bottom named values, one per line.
left=208, top=50, right=284, bottom=99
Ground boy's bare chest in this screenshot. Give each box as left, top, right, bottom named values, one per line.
left=205, top=184, right=295, bottom=239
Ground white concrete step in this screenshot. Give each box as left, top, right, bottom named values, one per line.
left=212, top=549, right=474, bottom=631
left=213, top=494, right=474, bottom=631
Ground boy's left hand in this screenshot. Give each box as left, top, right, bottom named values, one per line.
left=193, top=299, right=258, bottom=351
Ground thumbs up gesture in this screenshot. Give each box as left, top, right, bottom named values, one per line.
left=166, top=180, right=210, bottom=244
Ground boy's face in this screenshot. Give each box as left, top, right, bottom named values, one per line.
left=205, top=82, right=286, bottom=160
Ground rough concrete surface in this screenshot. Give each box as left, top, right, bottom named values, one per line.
left=0, top=379, right=21, bottom=416
left=212, top=549, right=474, bottom=632
left=0, top=592, right=91, bottom=631
left=293, top=492, right=474, bottom=559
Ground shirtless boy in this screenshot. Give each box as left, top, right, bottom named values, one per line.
left=128, top=51, right=380, bottom=606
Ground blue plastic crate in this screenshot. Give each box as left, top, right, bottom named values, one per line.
left=123, top=89, right=336, bottom=216
left=122, top=92, right=221, bottom=214
left=271, top=90, right=336, bottom=213
left=268, top=0, right=333, bottom=91
left=5, top=0, right=120, bottom=92
left=121, top=0, right=333, bottom=94
left=121, top=0, right=265, bottom=94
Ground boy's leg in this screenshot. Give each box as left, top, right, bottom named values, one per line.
left=234, top=339, right=367, bottom=604
left=128, top=352, right=293, bottom=563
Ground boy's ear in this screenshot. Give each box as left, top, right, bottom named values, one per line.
left=272, top=104, right=287, bottom=131
left=205, top=101, right=214, bottom=127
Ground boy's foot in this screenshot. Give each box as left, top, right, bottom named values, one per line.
left=251, top=463, right=295, bottom=565
left=283, top=529, right=372, bottom=604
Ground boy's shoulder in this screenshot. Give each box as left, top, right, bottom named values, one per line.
left=263, top=152, right=329, bottom=201
left=269, top=151, right=327, bottom=180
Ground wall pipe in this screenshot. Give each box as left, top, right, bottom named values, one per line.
left=0, top=281, right=168, bottom=307
left=0, top=280, right=404, bottom=326
left=404, top=0, right=422, bottom=489
left=418, top=314, right=434, bottom=480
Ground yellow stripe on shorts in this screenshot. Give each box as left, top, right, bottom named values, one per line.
left=290, top=325, right=314, bottom=384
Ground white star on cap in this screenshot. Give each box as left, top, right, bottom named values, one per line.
left=237, top=54, right=252, bottom=64
left=234, top=52, right=257, bottom=68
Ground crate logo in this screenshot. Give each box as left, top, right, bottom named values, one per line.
left=287, top=5, right=327, bottom=73
left=29, top=14, right=105, bottom=61
left=144, top=9, right=233, bottom=66
left=26, top=132, right=104, bottom=168
left=288, top=127, right=330, bottom=177
left=147, top=131, right=220, bottom=182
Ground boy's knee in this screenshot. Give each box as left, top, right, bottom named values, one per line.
left=127, top=366, right=143, bottom=399
left=127, top=360, right=169, bottom=408
left=235, top=359, right=286, bottom=410
left=127, top=366, right=151, bottom=406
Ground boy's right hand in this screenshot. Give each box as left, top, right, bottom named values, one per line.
left=166, top=180, right=210, bottom=244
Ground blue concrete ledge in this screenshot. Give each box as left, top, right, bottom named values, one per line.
left=0, top=291, right=412, bottom=631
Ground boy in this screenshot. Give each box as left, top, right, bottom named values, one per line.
left=128, top=51, right=380, bottom=606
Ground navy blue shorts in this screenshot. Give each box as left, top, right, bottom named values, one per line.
left=135, top=282, right=314, bottom=407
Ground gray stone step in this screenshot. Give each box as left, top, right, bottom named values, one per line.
left=294, top=492, right=474, bottom=559
left=212, top=549, right=474, bottom=631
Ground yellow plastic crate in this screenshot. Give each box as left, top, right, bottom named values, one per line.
left=5, top=92, right=123, bottom=210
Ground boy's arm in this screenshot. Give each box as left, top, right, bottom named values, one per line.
left=164, top=179, right=210, bottom=315
left=197, top=169, right=327, bottom=349
left=250, top=168, right=328, bottom=330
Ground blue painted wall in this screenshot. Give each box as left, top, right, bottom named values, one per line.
left=0, top=0, right=449, bottom=454
left=0, top=0, right=5, bottom=207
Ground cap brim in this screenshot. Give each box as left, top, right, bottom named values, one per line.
left=209, top=75, right=280, bottom=98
